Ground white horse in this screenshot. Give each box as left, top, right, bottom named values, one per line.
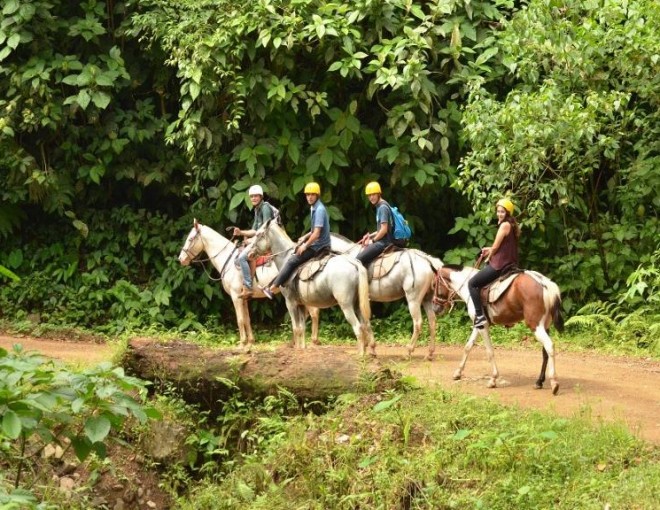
left=178, top=219, right=321, bottom=350
left=433, top=265, right=563, bottom=394
left=329, top=235, right=443, bottom=360
left=246, top=221, right=375, bottom=355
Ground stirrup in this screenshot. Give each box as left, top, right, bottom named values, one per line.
left=474, top=315, right=487, bottom=329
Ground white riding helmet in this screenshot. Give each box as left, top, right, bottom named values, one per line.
left=248, top=184, right=264, bottom=196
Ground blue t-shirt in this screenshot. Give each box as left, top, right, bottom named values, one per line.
left=375, top=200, right=394, bottom=243
left=309, top=200, right=331, bottom=249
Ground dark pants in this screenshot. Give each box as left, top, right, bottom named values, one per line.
left=356, top=239, right=391, bottom=267
left=272, top=248, right=319, bottom=287
left=468, top=264, right=502, bottom=317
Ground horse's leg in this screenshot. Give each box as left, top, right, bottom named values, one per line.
left=338, top=304, right=366, bottom=356
left=479, top=327, right=500, bottom=388
left=422, top=298, right=437, bottom=361
left=293, top=305, right=307, bottom=349
left=453, top=328, right=480, bottom=380
left=535, top=347, right=549, bottom=390
left=534, top=326, right=559, bottom=395
left=241, top=299, right=256, bottom=350
left=308, top=307, right=321, bottom=345
left=231, top=296, right=249, bottom=349
left=404, top=297, right=424, bottom=359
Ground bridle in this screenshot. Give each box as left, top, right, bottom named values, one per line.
left=250, top=222, right=295, bottom=260
left=183, top=227, right=238, bottom=282
left=433, top=269, right=458, bottom=314
left=432, top=255, right=485, bottom=314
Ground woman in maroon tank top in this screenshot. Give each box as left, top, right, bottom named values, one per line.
left=468, top=198, right=520, bottom=329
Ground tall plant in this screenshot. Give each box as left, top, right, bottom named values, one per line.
left=453, top=0, right=660, bottom=304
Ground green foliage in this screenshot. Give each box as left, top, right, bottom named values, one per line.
left=0, top=0, right=187, bottom=232
left=565, top=246, right=660, bottom=354
left=452, top=0, right=660, bottom=305
left=127, top=0, right=512, bottom=246
left=0, top=344, right=159, bottom=502
left=171, top=388, right=660, bottom=509
left=0, top=207, right=235, bottom=332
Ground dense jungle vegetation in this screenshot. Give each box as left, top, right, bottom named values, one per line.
left=1, top=2, right=659, bottom=508
left=1, top=0, right=658, bottom=338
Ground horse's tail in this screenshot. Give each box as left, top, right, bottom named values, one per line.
left=542, top=277, right=564, bottom=333
left=354, top=261, right=371, bottom=321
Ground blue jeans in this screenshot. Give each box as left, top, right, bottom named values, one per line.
left=271, top=248, right=319, bottom=288
left=236, top=249, right=253, bottom=290
left=468, top=264, right=502, bottom=317
left=356, top=239, right=391, bottom=267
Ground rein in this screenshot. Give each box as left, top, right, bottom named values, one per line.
left=433, top=270, right=458, bottom=313
left=186, top=230, right=238, bottom=282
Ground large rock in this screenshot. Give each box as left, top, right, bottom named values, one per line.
left=122, top=338, right=398, bottom=412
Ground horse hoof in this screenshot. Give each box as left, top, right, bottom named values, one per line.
left=551, top=382, right=559, bottom=395
left=452, top=371, right=462, bottom=381
left=487, top=380, right=497, bottom=389
left=534, top=382, right=543, bottom=390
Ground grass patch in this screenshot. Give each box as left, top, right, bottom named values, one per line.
left=172, top=387, right=660, bottom=509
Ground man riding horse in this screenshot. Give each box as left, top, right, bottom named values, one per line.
left=232, top=184, right=276, bottom=300
left=262, top=182, right=331, bottom=299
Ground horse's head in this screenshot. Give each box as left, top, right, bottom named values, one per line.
left=178, top=219, right=204, bottom=266
left=245, top=219, right=275, bottom=259
left=432, top=267, right=456, bottom=315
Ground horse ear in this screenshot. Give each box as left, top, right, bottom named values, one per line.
left=194, top=218, right=199, bottom=229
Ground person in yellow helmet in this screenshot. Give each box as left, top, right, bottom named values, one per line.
left=468, top=198, right=520, bottom=328
left=356, top=181, right=399, bottom=268
left=262, top=182, right=331, bottom=299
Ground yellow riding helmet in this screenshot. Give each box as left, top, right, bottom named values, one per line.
left=496, top=198, right=515, bottom=215
left=304, top=182, right=321, bottom=195
left=365, top=181, right=382, bottom=195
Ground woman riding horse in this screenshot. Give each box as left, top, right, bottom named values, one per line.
left=469, top=198, right=520, bottom=329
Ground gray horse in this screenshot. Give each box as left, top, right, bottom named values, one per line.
left=330, top=234, right=443, bottom=360
left=246, top=221, right=375, bottom=356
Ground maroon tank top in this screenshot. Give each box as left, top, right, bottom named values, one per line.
left=489, top=224, right=518, bottom=270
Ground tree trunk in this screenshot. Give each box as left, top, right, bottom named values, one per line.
left=122, top=338, right=398, bottom=413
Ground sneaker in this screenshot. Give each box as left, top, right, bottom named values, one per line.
left=474, top=315, right=487, bottom=329
left=261, top=286, right=275, bottom=300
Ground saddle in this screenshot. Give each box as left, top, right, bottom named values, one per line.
left=480, top=266, right=524, bottom=305
left=294, top=249, right=333, bottom=282
left=368, top=247, right=405, bottom=280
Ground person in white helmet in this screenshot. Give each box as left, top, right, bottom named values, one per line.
left=233, top=185, right=276, bottom=299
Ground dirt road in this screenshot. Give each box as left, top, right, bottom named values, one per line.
left=2, top=335, right=658, bottom=445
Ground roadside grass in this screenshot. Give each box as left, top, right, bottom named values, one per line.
left=171, top=386, right=660, bottom=509
left=2, top=316, right=659, bottom=509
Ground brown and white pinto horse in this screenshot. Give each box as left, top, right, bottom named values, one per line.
left=433, top=265, right=564, bottom=395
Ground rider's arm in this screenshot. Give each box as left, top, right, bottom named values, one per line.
left=485, top=222, right=511, bottom=261
left=370, top=221, right=389, bottom=241
left=301, top=227, right=322, bottom=248
left=233, top=228, right=256, bottom=237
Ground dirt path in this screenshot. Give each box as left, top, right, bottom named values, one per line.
left=2, top=335, right=659, bottom=445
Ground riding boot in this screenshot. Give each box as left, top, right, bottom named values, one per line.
left=474, top=315, right=487, bottom=329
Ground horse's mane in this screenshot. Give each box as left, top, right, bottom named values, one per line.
left=443, top=264, right=465, bottom=271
